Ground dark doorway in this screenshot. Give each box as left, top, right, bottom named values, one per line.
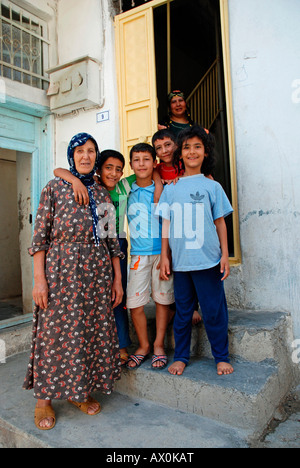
left=153, top=0, right=234, bottom=255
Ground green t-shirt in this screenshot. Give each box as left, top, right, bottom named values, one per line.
left=109, top=174, right=136, bottom=235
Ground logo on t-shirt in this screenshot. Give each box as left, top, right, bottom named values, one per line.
left=190, top=192, right=205, bottom=204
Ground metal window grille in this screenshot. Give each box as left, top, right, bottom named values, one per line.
left=119, top=0, right=152, bottom=13
left=0, top=0, right=50, bottom=90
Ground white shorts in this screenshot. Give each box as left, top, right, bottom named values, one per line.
left=126, top=254, right=174, bottom=309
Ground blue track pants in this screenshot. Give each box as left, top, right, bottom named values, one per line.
left=113, top=237, right=131, bottom=349
left=173, top=265, right=229, bottom=365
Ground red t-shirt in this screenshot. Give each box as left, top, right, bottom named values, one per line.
left=157, top=162, right=184, bottom=180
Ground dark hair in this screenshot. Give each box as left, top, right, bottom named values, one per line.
left=130, top=143, right=156, bottom=162
left=174, top=125, right=216, bottom=176
left=152, top=129, right=177, bottom=147
left=97, top=149, right=125, bottom=171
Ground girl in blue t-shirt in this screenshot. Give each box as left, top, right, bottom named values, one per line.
left=158, top=125, right=234, bottom=377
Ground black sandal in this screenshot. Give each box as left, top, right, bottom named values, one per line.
left=126, top=354, right=148, bottom=370
left=151, top=354, right=168, bottom=370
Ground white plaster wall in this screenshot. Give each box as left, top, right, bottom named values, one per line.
left=55, top=0, right=120, bottom=169
left=57, top=0, right=102, bottom=64
left=226, top=0, right=300, bottom=338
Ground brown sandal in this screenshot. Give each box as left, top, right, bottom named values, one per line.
left=120, top=352, right=129, bottom=367
left=69, top=396, right=101, bottom=415
left=34, top=405, right=56, bottom=431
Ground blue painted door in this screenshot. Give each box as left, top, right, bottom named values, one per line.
left=0, top=103, right=53, bottom=218
left=0, top=99, right=53, bottom=323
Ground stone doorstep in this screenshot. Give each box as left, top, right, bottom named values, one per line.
left=116, top=356, right=282, bottom=436
left=123, top=308, right=294, bottom=436
left=131, top=306, right=291, bottom=364
left=0, top=307, right=290, bottom=365
left=0, top=352, right=299, bottom=448
left=0, top=308, right=293, bottom=443
left=0, top=322, right=32, bottom=360
left=0, top=353, right=250, bottom=448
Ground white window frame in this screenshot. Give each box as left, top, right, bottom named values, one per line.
left=0, top=0, right=50, bottom=89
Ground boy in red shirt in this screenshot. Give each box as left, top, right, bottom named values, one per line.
left=152, top=129, right=184, bottom=183
left=152, top=128, right=213, bottom=183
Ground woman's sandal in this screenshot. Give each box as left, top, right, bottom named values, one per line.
left=120, top=352, right=129, bottom=367
left=34, top=405, right=56, bottom=431
left=69, top=396, right=101, bottom=416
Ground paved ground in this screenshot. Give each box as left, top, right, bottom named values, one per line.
left=251, top=390, right=300, bottom=448
left=0, top=353, right=250, bottom=448
left=0, top=353, right=299, bottom=449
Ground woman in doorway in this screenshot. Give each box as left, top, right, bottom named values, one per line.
left=23, top=133, right=124, bottom=431
left=158, top=90, right=194, bottom=137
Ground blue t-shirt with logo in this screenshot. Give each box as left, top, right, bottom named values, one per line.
left=127, top=182, right=162, bottom=255
left=156, top=174, right=233, bottom=271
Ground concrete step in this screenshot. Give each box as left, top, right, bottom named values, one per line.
left=123, top=306, right=294, bottom=437
left=0, top=307, right=291, bottom=368
left=0, top=352, right=249, bottom=448
left=0, top=307, right=294, bottom=446
left=116, top=355, right=281, bottom=437
left=138, top=305, right=291, bottom=365
left=0, top=322, right=32, bottom=360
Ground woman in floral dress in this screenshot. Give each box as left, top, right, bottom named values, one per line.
left=23, top=133, right=124, bottom=430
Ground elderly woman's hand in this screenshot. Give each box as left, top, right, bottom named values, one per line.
left=33, top=276, right=49, bottom=310
left=32, top=251, right=49, bottom=309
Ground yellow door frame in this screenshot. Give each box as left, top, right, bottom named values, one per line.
left=115, top=1, right=170, bottom=169
left=219, top=0, right=241, bottom=264
left=115, top=0, right=241, bottom=264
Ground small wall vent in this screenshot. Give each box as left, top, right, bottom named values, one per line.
left=46, top=56, right=103, bottom=115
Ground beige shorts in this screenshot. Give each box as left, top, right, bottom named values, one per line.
left=126, top=254, right=174, bottom=309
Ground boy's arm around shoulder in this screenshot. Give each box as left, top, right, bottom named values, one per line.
left=54, top=167, right=89, bottom=205
left=152, top=168, right=164, bottom=204
left=155, top=188, right=172, bottom=281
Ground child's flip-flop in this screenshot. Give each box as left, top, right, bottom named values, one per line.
left=151, top=354, right=168, bottom=370
left=126, top=354, right=148, bottom=370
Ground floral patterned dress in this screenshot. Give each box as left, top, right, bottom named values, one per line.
left=23, top=178, right=123, bottom=402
